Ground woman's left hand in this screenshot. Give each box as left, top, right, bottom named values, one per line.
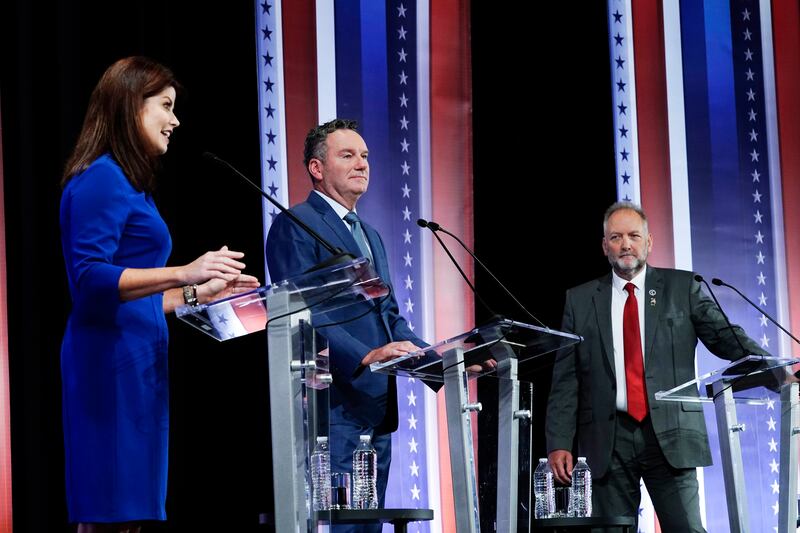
left=196, top=273, right=261, bottom=303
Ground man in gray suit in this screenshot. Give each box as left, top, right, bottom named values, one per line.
left=546, top=201, right=767, bottom=531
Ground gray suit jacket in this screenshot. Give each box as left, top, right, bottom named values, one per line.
left=545, top=266, right=767, bottom=478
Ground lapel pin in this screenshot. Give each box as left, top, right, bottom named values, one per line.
left=650, top=297, right=656, bottom=307
left=649, top=289, right=656, bottom=296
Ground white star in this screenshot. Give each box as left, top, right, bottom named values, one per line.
left=752, top=169, right=760, bottom=182
left=771, top=479, right=780, bottom=494
left=410, top=483, right=421, bottom=500
left=754, top=210, right=763, bottom=223
left=743, top=8, right=751, bottom=21
left=749, top=128, right=758, bottom=141
left=397, top=3, right=407, bottom=17
left=399, top=70, right=408, bottom=85
left=768, top=437, right=778, bottom=452
left=409, top=460, right=419, bottom=477
left=407, top=390, right=417, bottom=407
left=760, top=314, right=769, bottom=327
left=408, top=322, right=415, bottom=332
left=744, top=28, right=752, bottom=41
left=757, top=251, right=765, bottom=264
left=398, top=48, right=407, bottom=62
left=767, top=397, right=775, bottom=411
left=757, top=272, right=766, bottom=285
left=401, top=161, right=411, bottom=175
left=398, top=25, right=407, bottom=40
left=772, top=500, right=779, bottom=515
left=768, top=417, right=777, bottom=432
left=750, top=148, right=759, bottom=161
left=403, top=251, right=413, bottom=266
left=748, top=108, right=757, bottom=121
left=403, top=229, right=412, bottom=244
left=402, top=206, right=411, bottom=221
left=405, top=298, right=414, bottom=314
left=759, top=292, right=767, bottom=305
left=408, top=413, right=417, bottom=430
left=755, top=230, right=764, bottom=243
left=408, top=437, right=418, bottom=453
left=404, top=275, right=414, bottom=290
left=745, top=48, right=754, bottom=61
left=745, top=68, right=755, bottom=80
left=753, top=190, right=762, bottom=203
left=746, top=88, right=756, bottom=101
left=402, top=183, right=411, bottom=198
left=400, top=116, right=409, bottom=130
left=761, top=333, right=770, bottom=348
left=399, top=93, right=408, bottom=107
left=400, top=138, right=410, bottom=152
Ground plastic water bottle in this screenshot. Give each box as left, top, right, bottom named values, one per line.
left=310, top=436, right=331, bottom=511
left=568, top=457, right=592, bottom=517
left=352, top=435, right=378, bottom=509
left=533, top=458, right=555, bottom=519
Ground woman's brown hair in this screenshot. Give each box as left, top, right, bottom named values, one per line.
left=62, top=56, right=181, bottom=192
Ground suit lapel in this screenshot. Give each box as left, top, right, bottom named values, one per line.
left=593, top=275, right=615, bottom=377
left=361, top=223, right=389, bottom=279
left=644, top=266, right=664, bottom=369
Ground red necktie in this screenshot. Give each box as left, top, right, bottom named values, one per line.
left=623, top=282, right=648, bottom=421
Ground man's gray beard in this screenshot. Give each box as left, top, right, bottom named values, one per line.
left=611, top=257, right=645, bottom=277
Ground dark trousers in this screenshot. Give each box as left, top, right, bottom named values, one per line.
left=592, top=413, right=706, bottom=533
left=329, top=410, right=392, bottom=533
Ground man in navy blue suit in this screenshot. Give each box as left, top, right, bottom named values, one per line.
left=266, top=119, right=425, bottom=529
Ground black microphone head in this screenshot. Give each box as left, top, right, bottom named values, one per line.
left=417, top=218, right=428, bottom=228
left=694, top=274, right=704, bottom=283
left=712, top=278, right=723, bottom=286
left=427, top=221, right=440, bottom=231
left=202, top=151, right=217, bottom=161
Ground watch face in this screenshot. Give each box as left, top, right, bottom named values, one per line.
left=183, top=285, right=197, bottom=305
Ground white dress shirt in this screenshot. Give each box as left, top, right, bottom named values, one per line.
left=611, top=265, right=647, bottom=411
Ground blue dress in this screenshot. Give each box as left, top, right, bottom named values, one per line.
left=60, top=155, right=172, bottom=522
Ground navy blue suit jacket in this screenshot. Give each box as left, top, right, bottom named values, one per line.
left=266, top=191, right=425, bottom=431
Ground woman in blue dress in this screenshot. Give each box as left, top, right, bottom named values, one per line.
left=59, top=57, right=259, bottom=533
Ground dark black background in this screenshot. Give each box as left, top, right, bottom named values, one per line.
left=1, top=1, right=614, bottom=530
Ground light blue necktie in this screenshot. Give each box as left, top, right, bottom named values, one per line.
left=343, top=211, right=373, bottom=263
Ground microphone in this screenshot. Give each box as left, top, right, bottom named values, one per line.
left=417, top=218, right=545, bottom=327
left=694, top=275, right=749, bottom=358
left=712, top=277, right=800, bottom=346
left=203, top=152, right=356, bottom=272
left=416, top=220, right=500, bottom=319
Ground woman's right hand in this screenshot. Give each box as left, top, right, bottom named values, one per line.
left=179, top=245, right=247, bottom=284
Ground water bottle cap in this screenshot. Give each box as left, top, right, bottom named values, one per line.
left=577, top=457, right=587, bottom=462
left=359, top=435, right=371, bottom=442
left=317, top=436, right=328, bottom=443
left=539, top=458, right=548, bottom=463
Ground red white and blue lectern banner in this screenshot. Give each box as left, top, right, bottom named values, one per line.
left=255, top=1, right=474, bottom=531
left=609, top=0, right=800, bottom=531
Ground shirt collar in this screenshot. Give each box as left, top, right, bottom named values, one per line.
left=313, top=190, right=357, bottom=221
left=611, top=264, right=647, bottom=292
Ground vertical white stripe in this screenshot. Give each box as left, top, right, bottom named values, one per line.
left=759, top=0, right=792, bottom=359
left=416, top=3, right=441, bottom=531
left=315, top=0, right=337, bottom=122
left=256, top=0, right=289, bottom=284
left=663, top=4, right=706, bottom=527
left=662, top=1, right=693, bottom=272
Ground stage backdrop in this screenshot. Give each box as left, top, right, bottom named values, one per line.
left=0, top=100, right=12, bottom=533
left=609, top=0, right=800, bottom=531
left=255, top=1, right=473, bottom=531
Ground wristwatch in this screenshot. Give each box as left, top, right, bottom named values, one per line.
left=182, top=284, right=199, bottom=306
